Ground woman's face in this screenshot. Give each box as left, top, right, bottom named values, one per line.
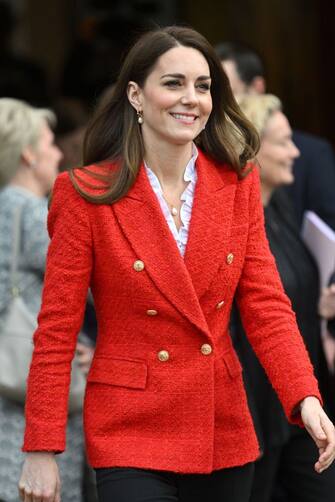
left=258, top=110, right=300, bottom=190
left=129, top=45, right=213, bottom=148
left=33, top=121, right=63, bottom=194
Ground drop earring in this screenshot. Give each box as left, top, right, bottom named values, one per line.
left=137, top=110, right=143, bottom=124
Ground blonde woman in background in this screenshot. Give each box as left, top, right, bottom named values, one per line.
left=235, top=94, right=335, bottom=502
left=0, top=98, right=85, bottom=501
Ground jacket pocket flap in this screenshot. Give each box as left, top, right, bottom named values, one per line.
left=222, top=350, right=242, bottom=379
left=87, top=356, right=147, bottom=389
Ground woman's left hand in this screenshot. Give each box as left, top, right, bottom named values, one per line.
left=300, top=396, right=335, bottom=473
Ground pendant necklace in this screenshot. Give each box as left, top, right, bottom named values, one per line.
left=162, top=191, right=179, bottom=217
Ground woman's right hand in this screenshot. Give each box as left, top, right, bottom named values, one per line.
left=19, top=452, right=60, bottom=502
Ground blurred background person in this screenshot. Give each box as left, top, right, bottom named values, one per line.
left=54, top=97, right=89, bottom=173
left=0, top=98, right=86, bottom=501
left=216, top=41, right=335, bottom=430
left=215, top=41, right=335, bottom=231
left=234, top=93, right=335, bottom=502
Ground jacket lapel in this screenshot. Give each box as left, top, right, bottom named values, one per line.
left=184, top=151, right=238, bottom=299
left=112, top=163, right=210, bottom=337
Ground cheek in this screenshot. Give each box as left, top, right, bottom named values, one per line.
left=259, top=156, right=279, bottom=184
left=201, top=96, right=212, bottom=116
left=259, top=148, right=281, bottom=176
left=144, top=89, right=175, bottom=112
left=40, top=147, right=61, bottom=171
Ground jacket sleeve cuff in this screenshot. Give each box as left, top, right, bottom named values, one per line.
left=285, top=387, right=323, bottom=428
left=22, top=423, right=66, bottom=454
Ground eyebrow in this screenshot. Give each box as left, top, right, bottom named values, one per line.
left=160, top=73, right=211, bottom=80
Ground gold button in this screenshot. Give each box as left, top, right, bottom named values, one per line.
left=216, top=300, right=225, bottom=310
left=147, top=309, right=158, bottom=316
left=133, top=260, right=145, bottom=272
left=157, top=350, right=169, bottom=362
left=226, top=253, right=234, bottom=265
left=201, top=343, right=212, bottom=355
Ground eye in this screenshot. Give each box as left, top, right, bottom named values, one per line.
left=197, top=82, right=211, bottom=91
left=164, top=80, right=182, bottom=88
left=276, top=139, right=290, bottom=147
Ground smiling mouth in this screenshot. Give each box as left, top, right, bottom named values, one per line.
left=170, top=113, right=198, bottom=123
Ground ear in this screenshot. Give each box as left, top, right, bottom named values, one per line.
left=21, top=145, right=37, bottom=168
left=127, top=81, right=143, bottom=112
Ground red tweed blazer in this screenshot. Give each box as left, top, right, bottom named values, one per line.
left=23, top=149, right=320, bottom=473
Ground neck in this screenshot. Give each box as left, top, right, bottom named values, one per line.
left=260, top=183, right=274, bottom=207
left=143, top=139, right=193, bottom=189
left=9, top=168, right=45, bottom=198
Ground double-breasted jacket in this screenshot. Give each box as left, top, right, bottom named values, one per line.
left=23, top=149, right=320, bottom=473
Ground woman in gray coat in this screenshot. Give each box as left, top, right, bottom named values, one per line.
left=0, top=98, right=85, bottom=501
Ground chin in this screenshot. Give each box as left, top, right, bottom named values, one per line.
left=285, top=173, right=295, bottom=184
left=171, top=123, right=202, bottom=138
left=166, top=135, right=196, bottom=146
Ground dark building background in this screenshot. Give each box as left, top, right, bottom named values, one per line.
left=2, top=0, right=335, bottom=145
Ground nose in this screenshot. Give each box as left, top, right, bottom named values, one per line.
left=55, top=145, right=63, bottom=162
left=180, top=85, right=198, bottom=106
left=290, top=141, right=300, bottom=159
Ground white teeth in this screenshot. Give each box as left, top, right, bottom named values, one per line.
left=172, top=113, right=195, bottom=122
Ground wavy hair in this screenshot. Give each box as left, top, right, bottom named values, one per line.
left=71, top=26, right=260, bottom=204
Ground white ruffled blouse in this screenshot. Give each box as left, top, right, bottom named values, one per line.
left=145, top=145, right=198, bottom=256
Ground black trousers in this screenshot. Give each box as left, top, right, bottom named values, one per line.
left=95, top=463, right=254, bottom=502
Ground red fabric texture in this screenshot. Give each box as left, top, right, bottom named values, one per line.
left=23, top=149, right=321, bottom=473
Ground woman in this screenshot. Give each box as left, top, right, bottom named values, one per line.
left=0, top=98, right=85, bottom=501
left=19, top=27, right=335, bottom=502
left=236, top=93, right=335, bottom=502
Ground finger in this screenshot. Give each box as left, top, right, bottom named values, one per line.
left=319, top=443, right=335, bottom=462
left=320, top=417, right=335, bottom=455
left=305, top=422, right=327, bottom=446
left=18, top=482, right=26, bottom=502
left=306, top=412, right=328, bottom=440
left=315, top=458, right=334, bottom=473
left=315, top=461, right=322, bottom=473
left=319, top=448, right=335, bottom=467
left=24, top=489, right=33, bottom=502
left=53, top=478, right=61, bottom=502
left=321, top=458, right=334, bottom=471
left=317, top=446, right=335, bottom=470
left=43, top=491, right=55, bottom=502
left=315, top=452, right=334, bottom=472
left=316, top=454, right=332, bottom=470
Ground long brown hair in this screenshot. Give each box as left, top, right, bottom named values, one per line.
left=70, top=26, right=259, bottom=204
